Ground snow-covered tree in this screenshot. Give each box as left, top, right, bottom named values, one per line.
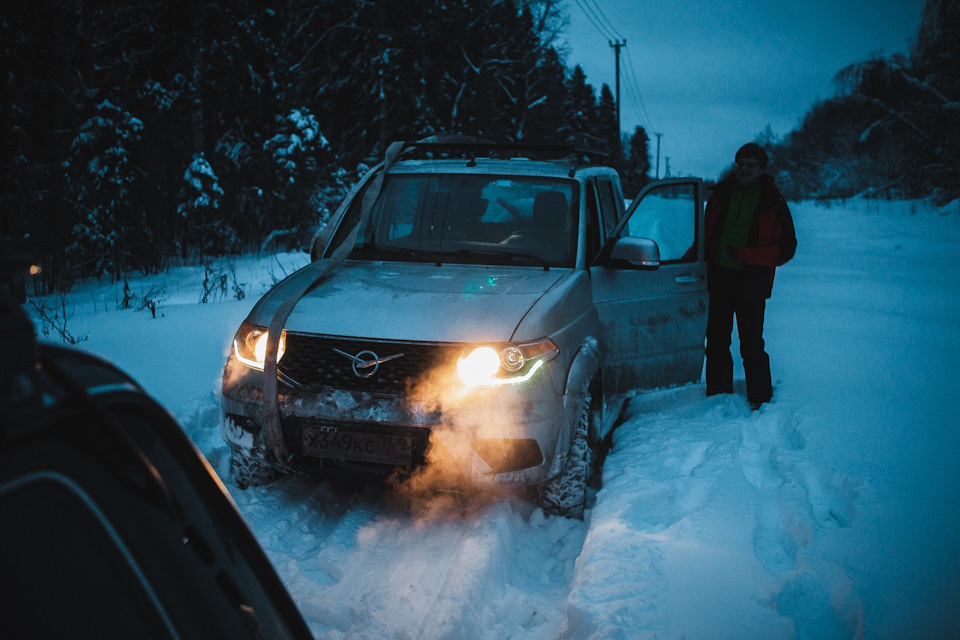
left=262, top=108, right=330, bottom=232
left=264, top=108, right=328, bottom=185
left=65, top=100, right=145, bottom=280
left=178, top=153, right=235, bottom=259
left=771, top=0, right=958, bottom=201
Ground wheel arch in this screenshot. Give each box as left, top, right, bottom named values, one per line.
left=563, top=335, right=603, bottom=441
left=544, top=336, right=602, bottom=479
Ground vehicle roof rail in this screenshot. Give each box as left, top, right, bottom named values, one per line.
left=394, top=133, right=613, bottom=167
left=570, top=133, right=612, bottom=158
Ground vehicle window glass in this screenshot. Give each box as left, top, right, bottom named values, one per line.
left=597, top=179, right=620, bottom=235
left=624, top=183, right=697, bottom=263
left=585, top=181, right=602, bottom=260
left=336, top=173, right=578, bottom=267
left=377, top=177, right=423, bottom=241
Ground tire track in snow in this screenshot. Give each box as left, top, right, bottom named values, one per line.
left=557, top=385, right=865, bottom=638
left=182, top=393, right=589, bottom=639
left=186, top=379, right=865, bottom=639
left=229, top=475, right=587, bottom=638
left=735, top=408, right=865, bottom=637
left=558, top=385, right=736, bottom=639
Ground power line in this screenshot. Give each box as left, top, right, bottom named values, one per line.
left=572, top=0, right=618, bottom=41
left=571, top=1, right=656, bottom=134
left=584, top=0, right=624, bottom=42
left=622, top=48, right=655, bottom=132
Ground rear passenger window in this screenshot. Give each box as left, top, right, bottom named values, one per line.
left=585, top=182, right=602, bottom=260
left=596, top=179, right=621, bottom=238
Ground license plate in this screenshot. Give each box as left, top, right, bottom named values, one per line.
left=300, top=426, right=414, bottom=465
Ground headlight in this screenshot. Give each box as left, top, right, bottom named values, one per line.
left=233, top=321, right=285, bottom=370
left=456, top=338, right=558, bottom=387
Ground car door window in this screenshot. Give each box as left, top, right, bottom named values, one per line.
left=623, top=182, right=698, bottom=263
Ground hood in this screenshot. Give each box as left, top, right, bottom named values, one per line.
left=250, top=261, right=569, bottom=343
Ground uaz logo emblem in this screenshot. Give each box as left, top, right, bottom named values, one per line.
left=332, top=348, right=404, bottom=379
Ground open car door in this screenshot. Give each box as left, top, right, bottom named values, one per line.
left=589, top=178, right=708, bottom=396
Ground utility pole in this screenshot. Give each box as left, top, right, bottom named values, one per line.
left=655, top=132, right=662, bottom=179
left=609, top=40, right=626, bottom=137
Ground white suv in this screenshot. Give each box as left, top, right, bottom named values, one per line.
left=220, top=137, right=707, bottom=518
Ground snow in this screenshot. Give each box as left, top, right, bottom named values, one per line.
left=28, top=198, right=960, bottom=639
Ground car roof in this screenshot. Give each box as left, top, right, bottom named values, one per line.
left=389, top=157, right=619, bottom=181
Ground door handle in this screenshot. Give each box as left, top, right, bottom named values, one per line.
left=674, top=275, right=704, bottom=284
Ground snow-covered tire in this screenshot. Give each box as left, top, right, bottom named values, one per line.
left=230, top=449, right=281, bottom=490
left=538, top=392, right=597, bottom=519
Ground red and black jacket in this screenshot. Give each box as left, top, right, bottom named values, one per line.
left=705, top=174, right=797, bottom=298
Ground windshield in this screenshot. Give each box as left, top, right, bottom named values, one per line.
left=327, top=173, right=578, bottom=268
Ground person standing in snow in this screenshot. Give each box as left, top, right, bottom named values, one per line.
left=704, top=142, right=797, bottom=409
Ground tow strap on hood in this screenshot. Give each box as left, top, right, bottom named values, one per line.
left=259, top=141, right=404, bottom=465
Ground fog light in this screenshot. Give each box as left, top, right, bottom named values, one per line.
left=225, top=413, right=262, bottom=434
left=471, top=439, right=544, bottom=473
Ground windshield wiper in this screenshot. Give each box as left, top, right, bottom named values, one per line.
left=454, top=248, right=550, bottom=270
left=353, top=245, right=443, bottom=266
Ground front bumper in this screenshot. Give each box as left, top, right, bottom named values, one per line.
left=220, top=356, right=576, bottom=487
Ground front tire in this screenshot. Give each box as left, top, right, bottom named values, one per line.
left=538, top=392, right=597, bottom=519
left=230, top=449, right=281, bottom=489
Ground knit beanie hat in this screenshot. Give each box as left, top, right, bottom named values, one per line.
left=735, top=143, right=768, bottom=169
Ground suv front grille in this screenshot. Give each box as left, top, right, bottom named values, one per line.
left=278, top=334, right=460, bottom=393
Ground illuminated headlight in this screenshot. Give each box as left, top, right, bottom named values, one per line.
left=457, top=338, right=558, bottom=387
left=232, top=321, right=285, bottom=370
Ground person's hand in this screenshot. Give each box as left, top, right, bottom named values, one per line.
left=730, top=247, right=748, bottom=263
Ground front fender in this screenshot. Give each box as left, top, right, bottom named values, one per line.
left=546, top=337, right=601, bottom=478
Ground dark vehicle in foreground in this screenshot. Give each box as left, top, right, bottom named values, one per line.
left=0, top=269, right=312, bottom=640
left=221, top=137, right=708, bottom=518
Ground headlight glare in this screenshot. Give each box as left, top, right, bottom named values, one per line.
left=457, top=338, right=558, bottom=387
left=457, top=346, right=501, bottom=386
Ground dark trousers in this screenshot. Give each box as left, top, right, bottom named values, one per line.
left=705, top=265, right=772, bottom=404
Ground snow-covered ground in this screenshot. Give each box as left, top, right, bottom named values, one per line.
left=28, top=198, right=960, bottom=639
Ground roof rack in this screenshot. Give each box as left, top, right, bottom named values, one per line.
left=397, top=133, right=612, bottom=166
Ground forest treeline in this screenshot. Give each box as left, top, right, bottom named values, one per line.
left=767, top=0, right=958, bottom=203
left=3, top=0, right=652, bottom=291
left=2, top=0, right=956, bottom=292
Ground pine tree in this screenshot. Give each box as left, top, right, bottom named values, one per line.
left=65, top=100, right=146, bottom=281
left=261, top=108, right=330, bottom=231
left=178, top=153, right=233, bottom=261
left=563, top=65, right=595, bottom=140
left=623, top=126, right=652, bottom=198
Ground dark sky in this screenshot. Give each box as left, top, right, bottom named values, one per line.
left=560, top=0, right=927, bottom=179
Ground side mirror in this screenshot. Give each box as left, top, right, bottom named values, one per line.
left=609, top=237, right=660, bottom=270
